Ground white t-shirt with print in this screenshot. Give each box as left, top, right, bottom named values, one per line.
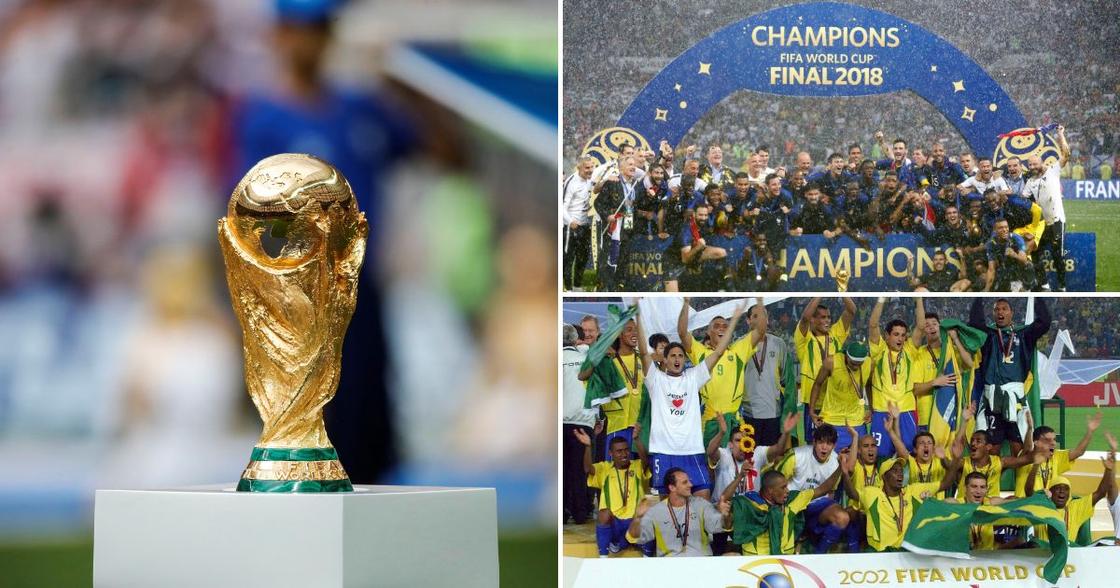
left=647, top=361, right=710, bottom=455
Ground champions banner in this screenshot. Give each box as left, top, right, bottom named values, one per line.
left=622, top=233, right=1095, bottom=292
left=566, top=547, right=1107, bottom=587
left=618, top=1, right=1028, bottom=160
left=1062, top=180, right=1120, bottom=200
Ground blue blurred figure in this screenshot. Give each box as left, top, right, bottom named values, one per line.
left=232, top=0, right=420, bottom=483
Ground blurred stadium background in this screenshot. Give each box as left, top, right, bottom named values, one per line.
left=0, top=0, right=556, bottom=586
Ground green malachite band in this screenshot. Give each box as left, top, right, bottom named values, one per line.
left=236, top=479, right=353, bottom=493
left=250, top=447, right=339, bottom=462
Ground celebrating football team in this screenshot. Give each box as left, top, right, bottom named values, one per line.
left=562, top=297, right=1119, bottom=558
left=562, top=128, right=1071, bottom=293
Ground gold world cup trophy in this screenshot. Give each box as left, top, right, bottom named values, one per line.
left=835, top=267, right=850, bottom=292
left=218, top=153, right=367, bottom=492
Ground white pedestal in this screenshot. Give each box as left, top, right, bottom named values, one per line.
left=94, top=484, right=498, bottom=588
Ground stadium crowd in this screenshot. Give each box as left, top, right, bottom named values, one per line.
left=563, top=128, right=1072, bottom=292
left=563, top=297, right=1120, bottom=559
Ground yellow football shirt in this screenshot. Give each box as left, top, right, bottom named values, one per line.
left=819, top=360, right=872, bottom=425
left=739, top=490, right=814, bottom=555
left=795, top=321, right=851, bottom=406
left=869, top=339, right=920, bottom=412
left=912, top=342, right=959, bottom=427
left=600, top=352, right=644, bottom=434
left=686, top=334, right=755, bottom=420
left=1014, top=449, right=1071, bottom=497
left=907, top=457, right=947, bottom=498
left=958, top=455, right=1003, bottom=498
left=587, top=461, right=649, bottom=520
left=970, top=523, right=997, bottom=550
left=850, top=461, right=884, bottom=508
left=859, top=482, right=941, bottom=551
left=1034, top=495, right=1093, bottom=545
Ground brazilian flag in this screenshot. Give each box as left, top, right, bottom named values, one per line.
left=779, top=347, right=798, bottom=420
left=902, top=493, right=1068, bottom=583
left=928, top=319, right=987, bottom=450
left=581, top=305, right=640, bottom=409
left=730, top=490, right=806, bottom=555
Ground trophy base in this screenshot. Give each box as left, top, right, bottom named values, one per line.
left=236, top=446, right=353, bottom=493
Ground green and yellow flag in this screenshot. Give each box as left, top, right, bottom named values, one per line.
left=581, top=305, right=640, bottom=409
left=927, top=319, right=987, bottom=450
left=902, top=493, right=1068, bottom=583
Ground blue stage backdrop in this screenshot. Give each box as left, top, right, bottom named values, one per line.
left=617, top=1, right=1028, bottom=162
left=1062, top=180, right=1120, bottom=200
left=623, top=233, right=1095, bottom=292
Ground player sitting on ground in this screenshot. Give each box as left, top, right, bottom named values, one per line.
left=771, top=423, right=858, bottom=553
left=576, top=428, right=650, bottom=557
left=728, top=458, right=850, bottom=555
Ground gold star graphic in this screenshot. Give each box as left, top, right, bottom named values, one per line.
left=654, top=108, right=668, bottom=122
left=961, top=107, right=976, bottom=122
left=952, top=80, right=965, bottom=92
left=698, top=62, right=711, bottom=75
left=930, top=65, right=937, bottom=72
left=674, top=83, right=682, bottom=92
left=679, top=101, right=687, bottom=109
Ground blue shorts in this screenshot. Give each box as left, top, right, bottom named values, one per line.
left=870, top=411, right=917, bottom=459
left=604, top=428, right=634, bottom=462
left=802, top=407, right=816, bottom=443
left=804, top=496, right=838, bottom=535
left=650, top=453, right=711, bottom=494
left=829, top=422, right=868, bottom=454
left=607, top=517, right=631, bottom=545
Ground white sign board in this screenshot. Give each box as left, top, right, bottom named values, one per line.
left=566, top=547, right=1110, bottom=588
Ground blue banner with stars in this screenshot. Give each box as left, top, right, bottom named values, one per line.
left=618, top=1, right=1028, bottom=160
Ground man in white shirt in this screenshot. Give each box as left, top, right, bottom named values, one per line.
left=562, top=324, right=597, bottom=523
left=958, top=157, right=1010, bottom=200
left=1023, top=125, right=1071, bottom=291
left=563, top=156, right=596, bottom=290
left=639, top=300, right=747, bottom=500
left=772, top=423, right=859, bottom=553
left=668, top=158, right=709, bottom=196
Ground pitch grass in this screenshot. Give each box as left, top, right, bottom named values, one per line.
left=0, top=529, right=557, bottom=588
left=1065, top=200, right=1119, bottom=291
left=571, top=201, right=1118, bottom=292
left=1045, top=406, right=1120, bottom=452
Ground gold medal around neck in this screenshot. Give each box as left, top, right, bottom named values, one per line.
left=218, top=153, right=367, bottom=492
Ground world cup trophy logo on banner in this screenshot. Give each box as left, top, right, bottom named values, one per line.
left=218, top=153, right=367, bottom=492
left=580, top=127, right=651, bottom=166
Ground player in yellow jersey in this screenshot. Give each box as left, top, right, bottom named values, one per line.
left=1014, top=412, right=1102, bottom=496
left=911, top=301, right=975, bottom=430
left=678, top=297, right=768, bottom=447
left=1026, top=444, right=1117, bottom=547
left=867, top=297, right=925, bottom=459
left=840, top=455, right=960, bottom=551
left=581, top=318, right=644, bottom=460
left=729, top=461, right=849, bottom=555
left=795, top=297, right=857, bottom=438
left=887, top=411, right=950, bottom=498
left=809, top=341, right=872, bottom=453
left=948, top=402, right=1036, bottom=498
left=944, top=472, right=1018, bottom=550
left=575, top=428, right=650, bottom=557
